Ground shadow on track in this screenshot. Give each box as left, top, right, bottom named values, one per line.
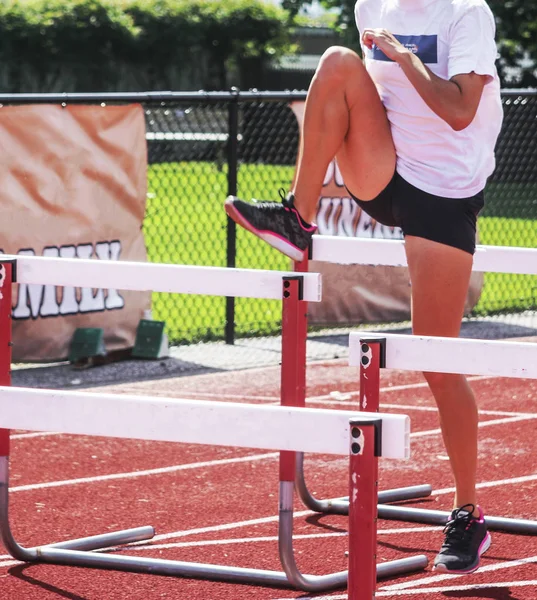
left=8, top=564, right=89, bottom=600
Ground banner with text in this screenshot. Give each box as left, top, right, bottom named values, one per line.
left=290, top=101, right=484, bottom=325
left=0, top=104, right=150, bottom=361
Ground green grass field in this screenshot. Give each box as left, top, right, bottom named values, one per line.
left=144, top=162, right=537, bottom=343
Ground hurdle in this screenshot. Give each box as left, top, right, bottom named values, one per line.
left=292, top=236, right=537, bottom=518
left=349, top=332, right=537, bottom=534
left=0, top=257, right=428, bottom=593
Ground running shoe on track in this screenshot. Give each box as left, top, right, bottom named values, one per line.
left=224, top=191, right=317, bottom=262
left=433, top=504, right=491, bottom=574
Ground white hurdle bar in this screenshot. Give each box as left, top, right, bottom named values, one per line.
left=349, top=332, right=537, bottom=379
left=0, top=387, right=409, bottom=459
left=311, top=236, right=537, bottom=275
left=0, top=388, right=426, bottom=598
left=348, top=332, right=537, bottom=534
left=4, top=254, right=322, bottom=301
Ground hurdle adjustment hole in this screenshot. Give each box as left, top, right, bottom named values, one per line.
left=361, top=356, right=370, bottom=367
left=361, top=343, right=369, bottom=353
left=351, top=443, right=361, bottom=455
left=351, top=427, right=362, bottom=439
left=283, top=291, right=290, bottom=299
left=284, top=281, right=291, bottom=288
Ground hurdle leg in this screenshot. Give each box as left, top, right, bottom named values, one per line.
left=295, top=452, right=433, bottom=513
left=278, top=275, right=346, bottom=590
left=290, top=259, right=433, bottom=515
left=348, top=419, right=380, bottom=600
left=377, top=504, right=537, bottom=534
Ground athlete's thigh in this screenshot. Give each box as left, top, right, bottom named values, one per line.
left=405, top=235, right=474, bottom=338
left=336, top=61, right=396, bottom=201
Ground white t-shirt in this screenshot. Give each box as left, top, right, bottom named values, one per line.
left=355, top=0, right=504, bottom=198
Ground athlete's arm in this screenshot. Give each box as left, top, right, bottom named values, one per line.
left=362, top=28, right=488, bottom=131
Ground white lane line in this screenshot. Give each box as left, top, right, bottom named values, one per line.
left=382, top=554, right=537, bottom=591
left=312, top=399, right=536, bottom=419
left=308, top=375, right=494, bottom=403
left=274, top=580, right=537, bottom=600
left=0, top=509, right=315, bottom=568
left=10, top=452, right=278, bottom=493
left=433, top=472, right=537, bottom=496
left=109, top=525, right=440, bottom=553
left=10, top=431, right=61, bottom=440
left=411, top=414, right=537, bottom=439
left=381, top=403, right=536, bottom=418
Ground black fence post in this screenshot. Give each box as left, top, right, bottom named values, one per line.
left=225, top=88, right=240, bottom=345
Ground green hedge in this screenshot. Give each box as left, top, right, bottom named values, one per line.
left=0, top=0, right=291, bottom=92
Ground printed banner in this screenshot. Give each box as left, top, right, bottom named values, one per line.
left=290, top=102, right=484, bottom=325
left=0, top=104, right=150, bottom=361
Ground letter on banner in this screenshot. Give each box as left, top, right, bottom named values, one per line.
left=289, top=102, right=483, bottom=325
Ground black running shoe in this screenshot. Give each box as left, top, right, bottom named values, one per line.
left=224, top=191, right=317, bottom=262
left=433, top=504, right=491, bottom=574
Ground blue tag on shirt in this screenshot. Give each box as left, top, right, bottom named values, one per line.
left=370, top=34, right=438, bottom=64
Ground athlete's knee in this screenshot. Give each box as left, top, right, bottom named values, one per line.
left=314, top=46, right=363, bottom=86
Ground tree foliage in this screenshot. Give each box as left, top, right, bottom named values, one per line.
left=0, top=0, right=292, bottom=92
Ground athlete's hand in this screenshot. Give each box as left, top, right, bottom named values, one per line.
left=362, top=29, right=408, bottom=62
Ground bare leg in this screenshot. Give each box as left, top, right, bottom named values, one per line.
left=291, top=46, right=396, bottom=223
left=405, top=236, right=479, bottom=515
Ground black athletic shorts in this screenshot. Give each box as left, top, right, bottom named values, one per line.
left=348, top=171, right=485, bottom=255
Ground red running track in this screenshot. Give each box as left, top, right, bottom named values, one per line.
left=1, top=360, right=537, bottom=599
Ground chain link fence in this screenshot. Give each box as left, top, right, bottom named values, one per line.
left=144, top=93, right=302, bottom=344
left=1, top=91, right=535, bottom=346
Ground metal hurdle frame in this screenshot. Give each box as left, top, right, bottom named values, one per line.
left=292, top=248, right=433, bottom=518
left=0, top=257, right=428, bottom=593
left=292, top=236, right=537, bottom=525
left=349, top=332, right=537, bottom=535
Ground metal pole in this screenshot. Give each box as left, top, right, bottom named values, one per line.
left=225, top=88, right=240, bottom=345
left=377, top=504, right=537, bottom=534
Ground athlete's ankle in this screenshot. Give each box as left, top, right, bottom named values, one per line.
left=453, top=503, right=481, bottom=519
left=291, top=194, right=316, bottom=227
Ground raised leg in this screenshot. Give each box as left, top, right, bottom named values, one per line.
left=291, top=46, right=396, bottom=223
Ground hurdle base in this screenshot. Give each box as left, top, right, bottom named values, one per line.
left=295, top=452, right=432, bottom=516
left=378, top=504, right=537, bottom=535
left=0, top=456, right=155, bottom=563
left=26, top=546, right=429, bottom=591
left=1, top=465, right=428, bottom=592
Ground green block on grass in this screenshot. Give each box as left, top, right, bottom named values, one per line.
left=132, top=319, right=168, bottom=359
left=68, top=328, right=106, bottom=363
